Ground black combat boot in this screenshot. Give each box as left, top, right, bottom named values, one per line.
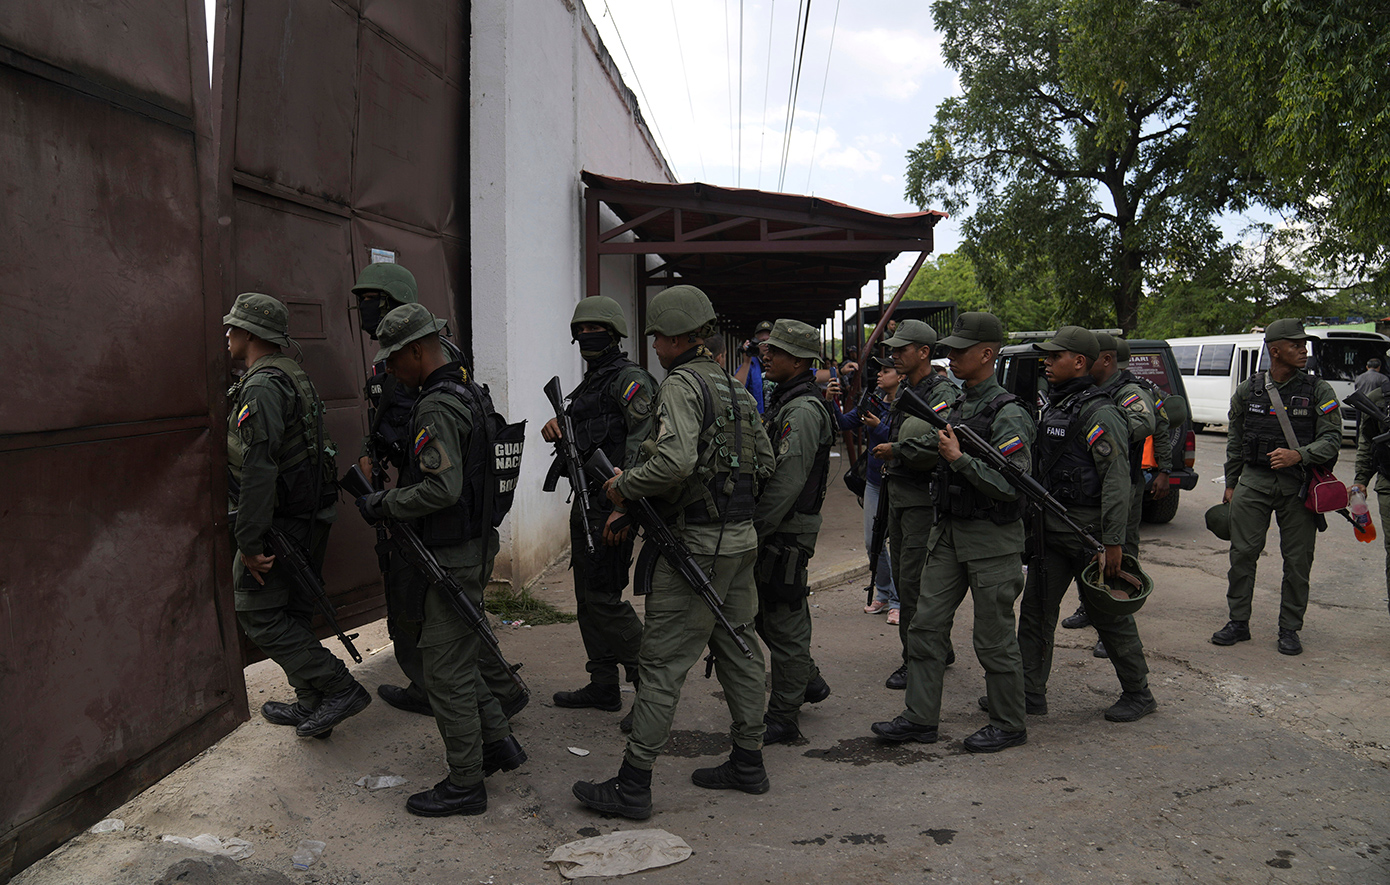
left=295, top=683, right=371, bottom=737
left=572, top=760, right=653, bottom=820
left=553, top=682, right=622, bottom=711
left=803, top=673, right=831, bottom=705
left=1104, top=688, right=1157, bottom=722
left=884, top=664, right=908, bottom=690
left=406, top=777, right=487, bottom=816
left=1061, top=604, right=1091, bottom=629
left=762, top=714, right=802, bottom=745
left=378, top=684, right=433, bottom=716
left=870, top=716, right=939, bottom=743
left=1093, top=639, right=1108, bottom=658
left=962, top=724, right=1027, bottom=754
left=261, top=701, right=334, bottom=739
left=691, top=745, right=770, bottom=794
left=1277, top=628, right=1303, bottom=655
left=1210, top=620, right=1251, bottom=646
left=482, top=735, right=527, bottom=776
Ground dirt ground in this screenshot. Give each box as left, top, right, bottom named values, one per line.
left=15, top=440, right=1390, bottom=885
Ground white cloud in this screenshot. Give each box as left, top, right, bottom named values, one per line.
left=834, top=27, right=945, bottom=102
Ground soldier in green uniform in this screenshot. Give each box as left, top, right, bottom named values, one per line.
left=869, top=319, right=957, bottom=690
left=1350, top=380, right=1390, bottom=615
left=354, top=304, right=525, bottom=817
left=1213, top=318, right=1341, bottom=656
left=225, top=293, right=370, bottom=739
left=351, top=263, right=527, bottom=722
left=872, top=312, right=1032, bottom=751
left=754, top=319, right=837, bottom=744
left=1017, top=326, right=1157, bottom=723
left=572, top=285, right=774, bottom=820
left=543, top=296, right=654, bottom=723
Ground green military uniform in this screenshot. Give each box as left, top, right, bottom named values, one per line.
left=1352, top=384, right=1390, bottom=611
left=903, top=317, right=1033, bottom=741
left=1117, top=340, right=1173, bottom=554
left=226, top=295, right=356, bottom=715
left=752, top=321, right=836, bottom=734
left=1100, top=367, right=1158, bottom=560
left=1018, top=328, right=1152, bottom=710
left=368, top=307, right=513, bottom=790
left=1224, top=370, right=1340, bottom=633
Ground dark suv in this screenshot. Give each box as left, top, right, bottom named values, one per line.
left=995, top=338, right=1199, bottom=523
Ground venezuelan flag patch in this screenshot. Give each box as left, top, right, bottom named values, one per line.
left=1086, top=424, right=1105, bottom=445
left=1318, top=399, right=1338, bottom=414
left=932, top=400, right=950, bottom=413
left=236, top=404, right=251, bottom=426
left=1121, top=393, right=1141, bottom=408
left=1154, top=396, right=1165, bottom=410
left=998, top=436, right=1023, bottom=456
left=413, top=428, right=431, bottom=455
left=622, top=381, right=642, bottom=402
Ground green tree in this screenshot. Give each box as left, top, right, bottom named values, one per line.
left=905, top=0, right=1255, bottom=332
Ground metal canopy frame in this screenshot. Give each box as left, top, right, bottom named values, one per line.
left=582, top=172, right=945, bottom=341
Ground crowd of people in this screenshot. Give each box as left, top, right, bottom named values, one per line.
left=226, top=270, right=1366, bottom=821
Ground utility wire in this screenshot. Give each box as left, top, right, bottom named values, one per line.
left=738, top=0, right=744, bottom=187
left=724, top=0, right=735, bottom=179
left=756, top=0, right=776, bottom=188
left=805, top=0, right=841, bottom=193
left=603, top=0, right=679, bottom=179
left=667, top=0, right=707, bottom=180
left=776, top=0, right=813, bottom=192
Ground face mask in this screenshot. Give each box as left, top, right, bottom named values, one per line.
left=576, top=330, right=614, bottom=360
left=358, top=297, right=384, bottom=338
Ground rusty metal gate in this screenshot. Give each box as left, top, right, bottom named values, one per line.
left=0, top=2, right=239, bottom=879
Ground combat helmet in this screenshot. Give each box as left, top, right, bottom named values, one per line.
left=352, top=262, right=418, bottom=307
left=571, top=295, right=629, bottom=338
left=1079, top=553, right=1153, bottom=617
left=644, top=285, right=716, bottom=336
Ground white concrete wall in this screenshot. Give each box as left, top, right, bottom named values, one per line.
left=470, top=0, right=672, bottom=587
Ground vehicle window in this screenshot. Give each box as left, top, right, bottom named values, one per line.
left=1197, top=343, right=1235, bottom=375
left=1171, top=345, right=1198, bottom=375
left=1312, top=340, right=1389, bottom=382
left=1128, top=352, right=1173, bottom=394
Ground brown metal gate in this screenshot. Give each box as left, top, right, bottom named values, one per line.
left=0, top=2, right=240, bottom=879
left=216, top=0, right=473, bottom=656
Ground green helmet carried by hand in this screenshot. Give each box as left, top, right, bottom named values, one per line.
left=1079, top=553, right=1153, bottom=617
left=571, top=295, right=629, bottom=338
left=644, top=285, right=716, bottom=336
left=352, top=262, right=418, bottom=307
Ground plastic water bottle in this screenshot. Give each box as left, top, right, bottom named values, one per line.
left=1349, top=487, right=1377, bottom=542
left=291, top=840, right=325, bottom=870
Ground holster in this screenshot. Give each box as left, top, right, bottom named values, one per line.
left=755, top=535, right=811, bottom=606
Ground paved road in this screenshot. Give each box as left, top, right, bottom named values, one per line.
left=17, top=435, right=1390, bottom=885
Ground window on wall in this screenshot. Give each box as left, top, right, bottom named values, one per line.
left=1197, top=343, right=1235, bottom=376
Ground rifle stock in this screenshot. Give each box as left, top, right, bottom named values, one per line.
left=342, top=466, right=528, bottom=695
left=543, top=375, right=598, bottom=555
left=1346, top=389, right=1390, bottom=445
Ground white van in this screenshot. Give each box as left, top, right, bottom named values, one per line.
left=1167, top=329, right=1390, bottom=436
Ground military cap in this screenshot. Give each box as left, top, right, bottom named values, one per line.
left=1036, top=325, right=1100, bottom=362
left=938, top=311, right=1004, bottom=349
left=1094, top=331, right=1118, bottom=354
left=223, top=292, right=291, bottom=346
left=1115, top=337, right=1131, bottom=364
left=571, top=295, right=629, bottom=338
left=1264, top=318, right=1310, bottom=343
left=754, top=320, right=774, bottom=334
left=881, top=319, right=937, bottom=349
left=872, top=354, right=896, bottom=369
left=352, top=262, right=418, bottom=306
left=764, top=318, right=823, bottom=362
left=1205, top=501, right=1231, bottom=541
left=645, top=285, right=717, bottom=336
left=373, top=302, right=448, bottom=363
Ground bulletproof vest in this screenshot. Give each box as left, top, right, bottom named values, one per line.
left=933, top=392, right=1023, bottom=524
left=764, top=374, right=834, bottom=516
left=887, top=372, right=953, bottom=485
left=568, top=352, right=637, bottom=473
left=1242, top=372, right=1320, bottom=469
left=667, top=358, right=763, bottom=526
left=228, top=353, right=338, bottom=517
left=365, top=338, right=464, bottom=471
left=400, top=372, right=495, bottom=546
left=1037, top=384, right=1112, bottom=506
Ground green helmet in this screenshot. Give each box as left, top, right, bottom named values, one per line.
left=352, top=262, right=418, bottom=307
left=571, top=295, right=629, bottom=338
left=644, top=285, right=716, bottom=336
left=1079, top=553, right=1153, bottom=617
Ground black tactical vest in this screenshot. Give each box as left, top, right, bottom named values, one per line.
left=567, top=352, right=639, bottom=506
left=365, top=338, right=464, bottom=471
left=1242, top=372, right=1319, bottom=469
left=933, top=392, right=1024, bottom=524
left=667, top=358, right=762, bottom=525
left=401, top=373, right=492, bottom=546
left=887, top=372, right=954, bottom=486
left=1037, top=384, right=1112, bottom=506
left=764, top=374, right=834, bottom=516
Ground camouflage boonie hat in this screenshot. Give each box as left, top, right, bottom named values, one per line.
left=373, top=303, right=448, bottom=362
left=881, top=319, right=937, bottom=349
left=1037, top=325, right=1100, bottom=362
left=937, top=311, right=1004, bottom=349
left=1264, top=318, right=1310, bottom=343
left=223, top=292, right=291, bottom=346
left=765, top=318, right=823, bottom=362
left=352, top=262, right=418, bottom=306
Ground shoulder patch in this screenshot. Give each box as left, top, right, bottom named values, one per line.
left=1120, top=393, right=1142, bottom=408
left=236, top=402, right=254, bottom=426
left=622, top=380, right=643, bottom=403
left=998, top=435, right=1023, bottom=456
left=1094, top=438, right=1113, bottom=457
left=780, top=420, right=794, bottom=441
left=932, top=399, right=951, bottom=413
left=1318, top=399, right=1339, bottom=414
left=413, top=426, right=432, bottom=455
left=1086, top=423, right=1105, bottom=445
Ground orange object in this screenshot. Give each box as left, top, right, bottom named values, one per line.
left=1141, top=435, right=1158, bottom=470
left=1355, top=517, right=1377, bottom=543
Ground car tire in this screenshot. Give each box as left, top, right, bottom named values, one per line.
left=1142, top=489, right=1180, bottom=524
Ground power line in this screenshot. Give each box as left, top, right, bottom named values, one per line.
left=805, top=0, right=841, bottom=193
left=724, top=0, right=735, bottom=179
left=756, top=0, right=776, bottom=188
left=777, top=0, right=813, bottom=192
left=667, top=0, right=707, bottom=180
left=603, top=1, right=679, bottom=179
left=738, top=0, right=744, bottom=187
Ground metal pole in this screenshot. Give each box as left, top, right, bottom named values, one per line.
left=862, top=252, right=928, bottom=359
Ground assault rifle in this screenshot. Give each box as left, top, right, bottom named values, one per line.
left=584, top=449, right=754, bottom=669
left=542, top=375, right=598, bottom=555
left=227, top=509, right=362, bottom=663
left=341, top=466, right=528, bottom=696
left=864, top=469, right=891, bottom=607
left=1346, top=389, right=1390, bottom=444
left=897, top=387, right=1104, bottom=555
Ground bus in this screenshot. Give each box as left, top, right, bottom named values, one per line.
left=1166, top=329, right=1390, bottom=436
